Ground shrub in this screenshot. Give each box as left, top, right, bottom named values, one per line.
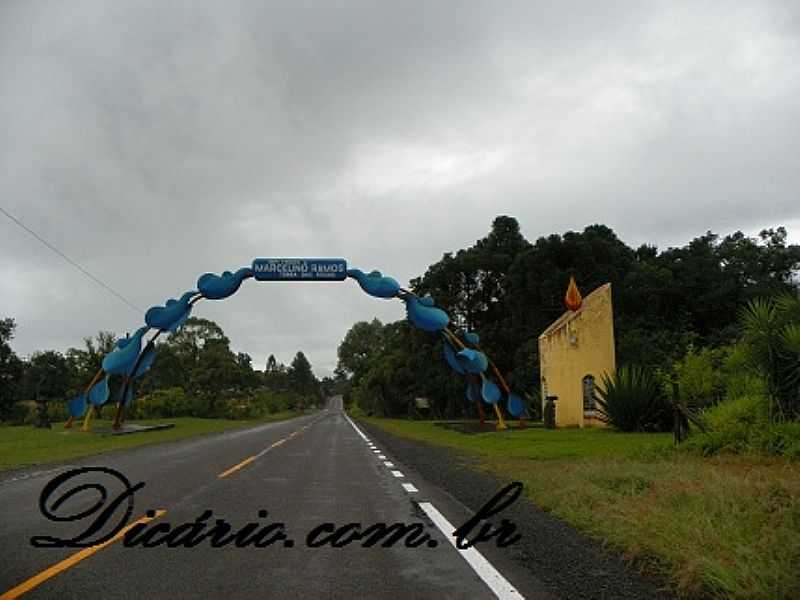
left=683, top=393, right=800, bottom=458
left=704, top=393, right=770, bottom=431
left=673, top=345, right=725, bottom=407
left=753, top=422, right=800, bottom=459
left=596, top=366, right=672, bottom=432
left=3, top=401, right=32, bottom=425
left=128, top=388, right=201, bottom=419
left=721, top=343, right=768, bottom=402
left=9, top=401, right=69, bottom=426
left=682, top=428, right=751, bottom=456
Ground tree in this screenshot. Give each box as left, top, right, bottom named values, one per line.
left=236, top=352, right=258, bottom=389
left=24, top=350, right=71, bottom=428
left=334, top=218, right=800, bottom=419
left=191, top=339, right=241, bottom=415
left=289, top=351, right=320, bottom=405
left=167, top=317, right=229, bottom=365
left=65, top=331, right=118, bottom=396
left=138, top=342, right=186, bottom=392
left=336, top=319, right=385, bottom=384
left=0, top=318, right=23, bottom=421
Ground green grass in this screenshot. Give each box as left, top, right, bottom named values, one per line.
left=0, top=411, right=302, bottom=472
left=362, top=418, right=800, bottom=600
left=363, top=419, right=672, bottom=459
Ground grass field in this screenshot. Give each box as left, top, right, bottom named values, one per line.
left=363, top=418, right=800, bottom=600
left=0, top=411, right=302, bottom=472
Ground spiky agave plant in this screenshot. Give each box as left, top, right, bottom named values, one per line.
left=595, top=366, right=672, bottom=432
left=740, top=294, right=800, bottom=419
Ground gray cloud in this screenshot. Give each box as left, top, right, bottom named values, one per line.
left=2, top=0, right=799, bottom=374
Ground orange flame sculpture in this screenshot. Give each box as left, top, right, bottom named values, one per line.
left=564, top=276, right=582, bottom=311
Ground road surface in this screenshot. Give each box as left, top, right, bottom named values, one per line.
left=0, top=398, right=550, bottom=599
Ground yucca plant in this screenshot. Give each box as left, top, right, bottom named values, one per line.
left=596, top=366, right=672, bottom=432
left=740, top=294, right=800, bottom=420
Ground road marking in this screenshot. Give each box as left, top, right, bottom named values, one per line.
left=342, top=409, right=522, bottom=598
left=218, top=455, right=257, bottom=478
left=402, top=483, right=418, bottom=493
left=254, top=438, right=286, bottom=458
left=219, top=418, right=324, bottom=478
left=373, top=449, right=381, bottom=453
left=417, top=502, right=524, bottom=599
left=0, top=510, right=167, bottom=600
left=343, top=413, right=369, bottom=440
left=378, top=454, right=386, bottom=459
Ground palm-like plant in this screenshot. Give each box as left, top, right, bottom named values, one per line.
left=740, top=294, right=800, bottom=420
left=595, top=366, right=672, bottom=432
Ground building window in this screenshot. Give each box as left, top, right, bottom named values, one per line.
left=583, top=375, right=596, bottom=411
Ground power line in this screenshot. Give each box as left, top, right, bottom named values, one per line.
left=0, top=206, right=143, bottom=314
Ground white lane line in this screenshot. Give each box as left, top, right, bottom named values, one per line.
left=343, top=409, right=522, bottom=598
left=344, top=413, right=369, bottom=441
left=378, top=454, right=386, bottom=459
left=418, top=502, right=524, bottom=599
left=373, top=450, right=381, bottom=454
left=384, top=461, right=394, bottom=467
left=401, top=483, right=418, bottom=493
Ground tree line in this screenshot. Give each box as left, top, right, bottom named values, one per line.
left=3, top=216, right=798, bottom=425
left=336, top=217, right=800, bottom=418
left=0, top=316, right=326, bottom=425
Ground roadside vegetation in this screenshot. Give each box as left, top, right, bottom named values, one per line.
left=0, top=316, right=336, bottom=427
left=0, top=413, right=301, bottom=472
left=363, top=418, right=799, bottom=600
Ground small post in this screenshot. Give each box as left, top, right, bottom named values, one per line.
left=544, top=395, right=557, bottom=429
left=672, top=380, right=687, bottom=444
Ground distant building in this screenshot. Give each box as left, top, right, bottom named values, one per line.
left=538, top=283, right=616, bottom=427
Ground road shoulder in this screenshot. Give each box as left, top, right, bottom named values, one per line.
left=359, top=419, right=675, bottom=600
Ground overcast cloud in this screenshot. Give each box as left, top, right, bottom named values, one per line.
left=2, top=0, right=799, bottom=375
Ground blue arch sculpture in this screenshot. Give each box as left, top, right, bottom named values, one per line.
left=65, top=258, right=527, bottom=431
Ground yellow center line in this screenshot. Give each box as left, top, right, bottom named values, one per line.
left=217, top=423, right=312, bottom=479
left=5, top=420, right=320, bottom=597
left=1, top=509, right=167, bottom=600
left=217, top=455, right=257, bottom=479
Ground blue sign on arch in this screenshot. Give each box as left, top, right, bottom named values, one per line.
left=252, top=258, right=348, bottom=281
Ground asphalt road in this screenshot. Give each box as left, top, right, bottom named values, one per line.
left=0, top=398, right=551, bottom=599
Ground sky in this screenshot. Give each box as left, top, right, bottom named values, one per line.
left=2, top=0, right=799, bottom=376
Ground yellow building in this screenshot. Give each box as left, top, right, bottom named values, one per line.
left=538, top=283, right=616, bottom=427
